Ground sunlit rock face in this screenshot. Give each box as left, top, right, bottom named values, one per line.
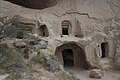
left=4, top=0, right=57, bottom=9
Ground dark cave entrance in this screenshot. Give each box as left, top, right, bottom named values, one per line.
left=55, top=43, right=89, bottom=68
left=62, top=49, right=74, bottom=67
left=101, top=42, right=109, bottom=58
left=38, top=25, right=49, bottom=37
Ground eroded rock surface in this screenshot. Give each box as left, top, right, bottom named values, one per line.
left=13, top=41, right=26, bottom=48
left=0, top=0, right=120, bottom=80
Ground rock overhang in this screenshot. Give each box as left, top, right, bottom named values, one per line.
left=4, top=0, right=57, bottom=9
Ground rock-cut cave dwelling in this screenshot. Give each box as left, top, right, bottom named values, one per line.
left=3, top=0, right=119, bottom=70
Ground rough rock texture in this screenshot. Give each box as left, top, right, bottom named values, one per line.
left=13, top=41, right=26, bottom=48
left=0, top=37, right=78, bottom=80
left=0, top=0, right=120, bottom=78
left=111, top=53, right=120, bottom=69
left=33, top=40, right=48, bottom=49
left=0, top=0, right=120, bottom=69
left=89, top=69, right=104, bottom=79
left=39, top=77, right=49, bottom=80
left=45, top=58, right=60, bottom=71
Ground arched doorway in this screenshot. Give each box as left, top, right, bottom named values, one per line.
left=55, top=42, right=88, bottom=68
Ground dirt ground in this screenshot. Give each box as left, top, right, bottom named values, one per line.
left=65, top=67, right=120, bottom=80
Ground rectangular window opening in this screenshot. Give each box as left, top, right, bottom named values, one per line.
left=101, top=42, right=109, bottom=58
left=62, top=28, right=68, bottom=35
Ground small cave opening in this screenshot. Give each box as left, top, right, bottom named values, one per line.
left=101, top=42, right=109, bottom=58
left=4, top=0, right=57, bottom=9
left=62, top=49, right=74, bottom=67
left=38, top=25, right=49, bottom=37
left=16, top=30, right=24, bottom=39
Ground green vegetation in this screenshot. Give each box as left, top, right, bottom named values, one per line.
left=0, top=16, right=25, bottom=40
left=0, top=44, right=26, bottom=79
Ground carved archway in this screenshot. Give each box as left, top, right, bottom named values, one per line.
left=55, top=42, right=88, bottom=68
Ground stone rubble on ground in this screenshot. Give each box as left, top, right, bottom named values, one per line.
left=45, top=57, right=60, bottom=71
left=89, top=69, right=104, bottom=79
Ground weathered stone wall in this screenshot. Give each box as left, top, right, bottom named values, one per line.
left=0, top=0, right=120, bottom=69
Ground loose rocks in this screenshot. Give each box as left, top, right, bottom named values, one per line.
left=89, top=69, right=104, bottom=79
